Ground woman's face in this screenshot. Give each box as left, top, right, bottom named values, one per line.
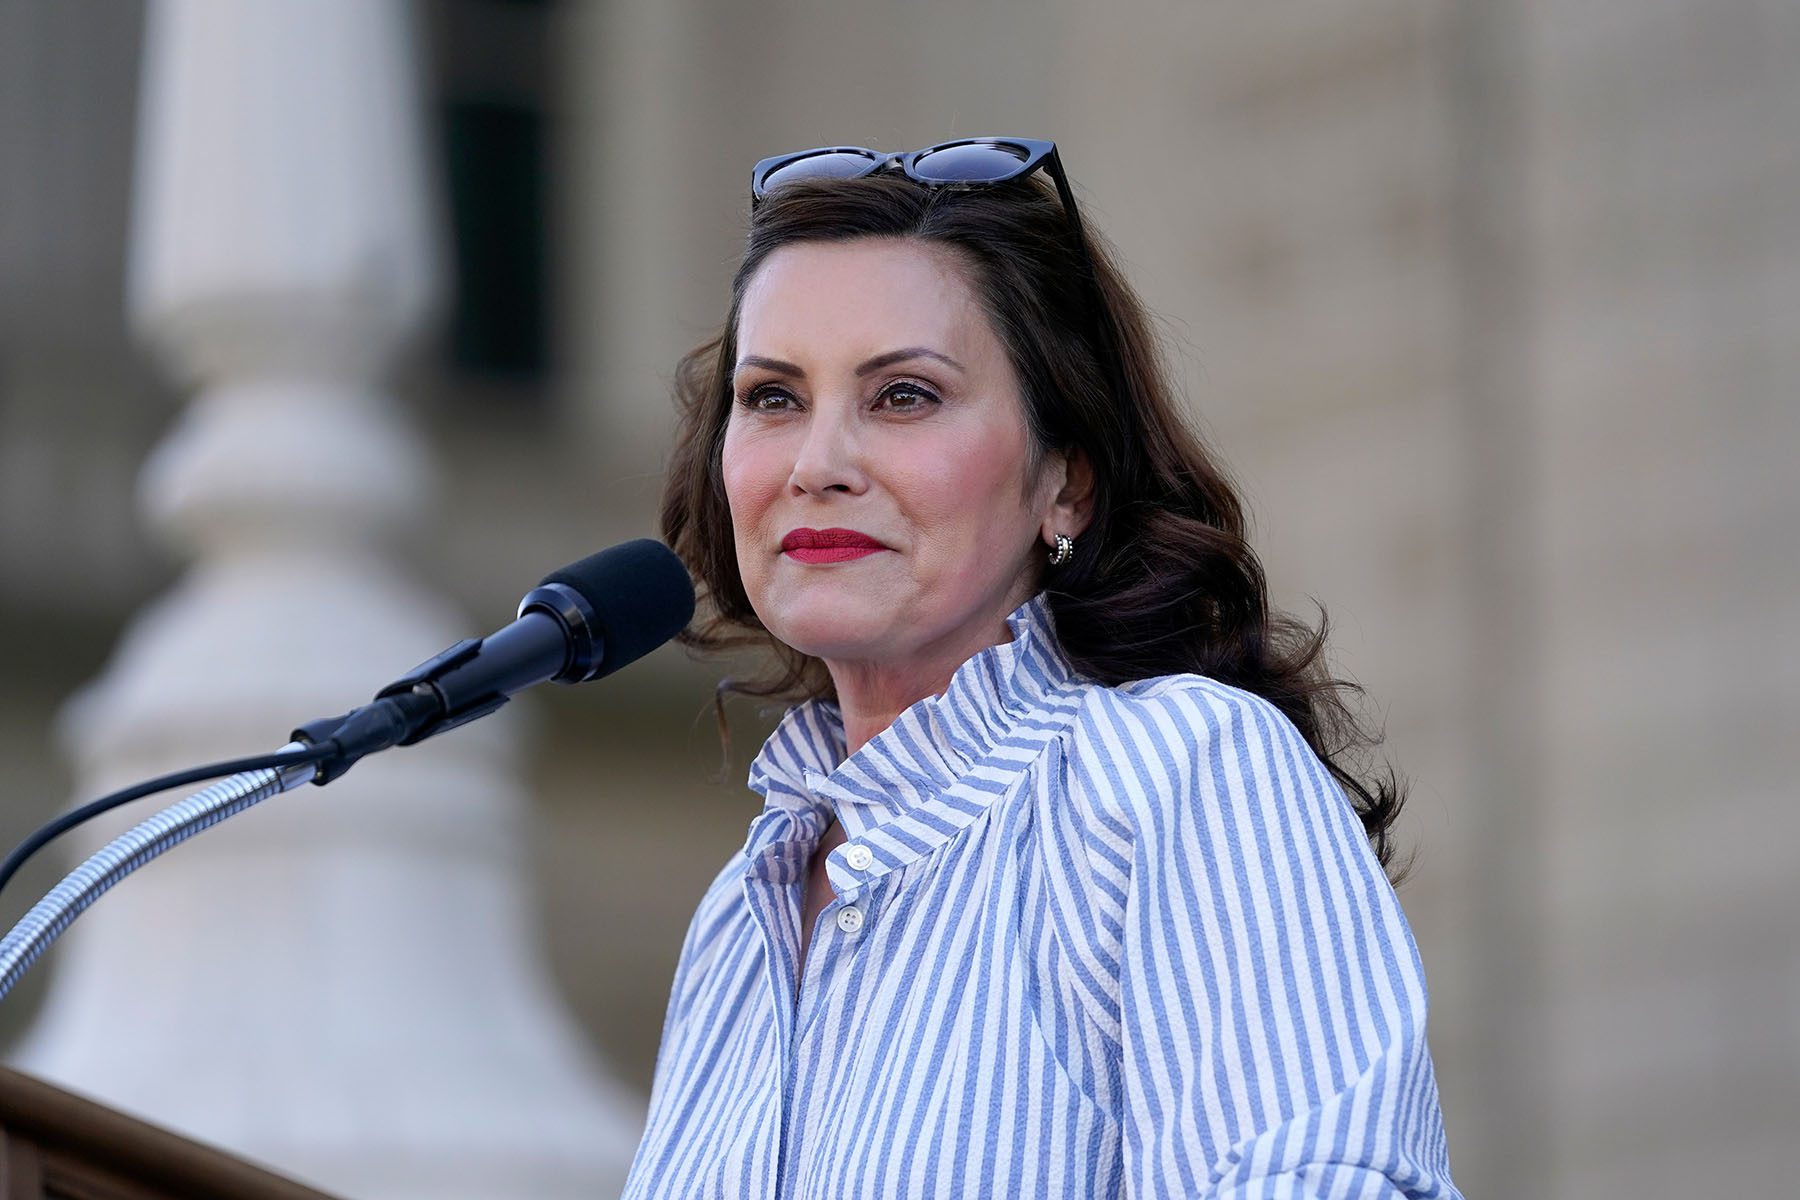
left=723, top=237, right=1068, bottom=677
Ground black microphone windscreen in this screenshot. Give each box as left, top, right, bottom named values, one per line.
left=540, top=540, right=696, bottom=678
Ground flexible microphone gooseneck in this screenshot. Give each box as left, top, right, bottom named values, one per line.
left=0, top=540, right=695, bottom=1001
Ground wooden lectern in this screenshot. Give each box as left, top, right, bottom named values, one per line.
left=0, top=1069, right=340, bottom=1199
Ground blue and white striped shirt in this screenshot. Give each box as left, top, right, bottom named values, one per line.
left=624, top=595, right=1460, bottom=1198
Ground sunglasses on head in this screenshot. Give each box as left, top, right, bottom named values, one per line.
left=750, top=137, right=1089, bottom=249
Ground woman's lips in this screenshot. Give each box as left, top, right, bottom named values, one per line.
left=781, top=527, right=888, bottom=563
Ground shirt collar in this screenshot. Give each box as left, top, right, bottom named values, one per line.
left=742, top=593, right=1085, bottom=890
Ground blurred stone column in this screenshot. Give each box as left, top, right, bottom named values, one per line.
left=6, top=1, right=640, bottom=1195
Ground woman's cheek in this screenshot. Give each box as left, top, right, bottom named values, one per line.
left=721, top=438, right=781, bottom=530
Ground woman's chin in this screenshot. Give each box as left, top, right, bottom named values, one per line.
left=763, top=596, right=900, bottom=663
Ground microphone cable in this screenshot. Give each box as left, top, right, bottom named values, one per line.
left=0, top=745, right=334, bottom=901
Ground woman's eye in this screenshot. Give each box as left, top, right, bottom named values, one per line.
left=876, top=382, right=940, bottom=412
left=739, top=385, right=796, bottom=412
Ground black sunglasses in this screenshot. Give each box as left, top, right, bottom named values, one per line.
left=750, top=137, right=1089, bottom=250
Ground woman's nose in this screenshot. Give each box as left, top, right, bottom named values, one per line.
left=787, top=406, right=867, bottom=496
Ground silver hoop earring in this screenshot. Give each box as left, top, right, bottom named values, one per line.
left=1047, top=533, right=1074, bottom=566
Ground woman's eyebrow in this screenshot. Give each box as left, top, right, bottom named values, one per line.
left=855, top=347, right=965, bottom=376
left=734, top=347, right=966, bottom=378
left=734, top=355, right=804, bottom=377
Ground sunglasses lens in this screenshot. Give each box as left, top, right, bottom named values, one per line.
left=760, top=151, right=878, bottom=194
left=910, top=142, right=1029, bottom=183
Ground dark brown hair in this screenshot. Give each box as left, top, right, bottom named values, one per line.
left=662, top=173, right=1409, bottom=877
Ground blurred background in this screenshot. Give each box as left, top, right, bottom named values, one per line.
left=1, top=0, right=1795, bottom=1196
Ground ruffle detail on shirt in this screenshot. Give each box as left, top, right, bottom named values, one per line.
left=744, top=593, right=1081, bottom=858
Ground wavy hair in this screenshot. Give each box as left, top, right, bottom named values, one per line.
left=661, top=172, right=1409, bottom=877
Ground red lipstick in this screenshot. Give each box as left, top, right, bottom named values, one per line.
left=781, top=527, right=888, bottom=564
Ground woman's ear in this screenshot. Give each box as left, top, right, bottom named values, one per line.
left=1041, top=445, right=1096, bottom=542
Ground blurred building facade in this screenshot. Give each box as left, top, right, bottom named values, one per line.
left=2, top=1, right=1795, bottom=1197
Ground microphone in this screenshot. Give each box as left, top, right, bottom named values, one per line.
left=295, top=539, right=694, bottom=781
left=0, top=541, right=695, bottom=999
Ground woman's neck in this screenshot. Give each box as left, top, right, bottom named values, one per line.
left=825, top=615, right=1018, bottom=756
left=829, top=662, right=959, bottom=756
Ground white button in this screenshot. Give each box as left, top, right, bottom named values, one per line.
left=835, top=906, right=865, bottom=934
left=845, top=845, right=873, bottom=871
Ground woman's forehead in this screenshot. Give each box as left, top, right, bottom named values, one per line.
left=736, top=238, right=996, bottom=369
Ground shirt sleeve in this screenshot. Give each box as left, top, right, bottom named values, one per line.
left=1069, top=681, right=1461, bottom=1199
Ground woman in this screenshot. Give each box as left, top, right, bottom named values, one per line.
left=628, top=139, right=1461, bottom=1198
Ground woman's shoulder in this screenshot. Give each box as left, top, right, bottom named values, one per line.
left=1061, top=666, right=1317, bottom=773
left=1053, top=667, right=1347, bottom=843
